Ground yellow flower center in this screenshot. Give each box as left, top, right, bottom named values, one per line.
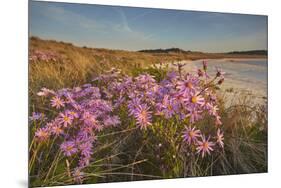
left=66, top=145, right=73, bottom=151
left=141, top=110, right=147, bottom=117
left=203, top=142, right=209, bottom=149
left=189, top=131, right=195, bottom=137
left=54, top=127, right=62, bottom=133
left=64, top=116, right=69, bottom=122
left=185, top=82, right=193, bottom=88
left=40, top=132, right=47, bottom=137
left=168, top=104, right=172, bottom=110
left=191, top=96, right=198, bottom=103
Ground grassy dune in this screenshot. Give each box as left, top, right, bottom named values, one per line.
left=29, top=37, right=266, bottom=100
left=29, top=37, right=267, bottom=187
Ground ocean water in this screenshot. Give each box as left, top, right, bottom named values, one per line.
left=195, top=59, right=267, bottom=85
left=172, top=58, right=268, bottom=100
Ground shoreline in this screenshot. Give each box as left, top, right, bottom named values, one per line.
left=172, top=57, right=268, bottom=63
left=164, top=58, right=267, bottom=106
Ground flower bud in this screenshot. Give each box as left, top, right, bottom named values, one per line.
left=216, top=71, right=221, bottom=77
left=217, top=78, right=224, bottom=85
left=203, top=61, right=207, bottom=71
left=198, top=69, right=204, bottom=77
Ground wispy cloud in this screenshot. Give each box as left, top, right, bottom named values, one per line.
left=112, top=7, right=132, bottom=33
left=108, top=7, right=160, bottom=43
left=128, top=9, right=155, bottom=22
left=31, top=2, right=267, bottom=52
left=40, top=5, right=105, bottom=31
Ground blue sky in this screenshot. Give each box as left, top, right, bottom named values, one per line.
left=30, top=1, right=267, bottom=52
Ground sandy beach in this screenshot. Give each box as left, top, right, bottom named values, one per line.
left=167, top=58, right=268, bottom=106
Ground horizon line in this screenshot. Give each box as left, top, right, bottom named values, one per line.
left=30, top=35, right=268, bottom=54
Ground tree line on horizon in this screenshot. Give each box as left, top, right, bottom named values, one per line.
left=138, top=48, right=267, bottom=55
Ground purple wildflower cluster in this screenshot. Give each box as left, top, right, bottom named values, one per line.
left=29, top=49, right=68, bottom=63
left=96, top=62, right=225, bottom=157
left=100, top=62, right=223, bottom=127
left=182, top=126, right=224, bottom=157
left=32, top=61, right=225, bottom=183
left=29, top=112, right=46, bottom=121
left=33, top=84, right=120, bottom=181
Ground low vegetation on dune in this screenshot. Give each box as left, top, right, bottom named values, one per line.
left=29, top=37, right=267, bottom=187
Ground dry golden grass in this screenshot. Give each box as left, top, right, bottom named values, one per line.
left=29, top=36, right=267, bottom=110
left=29, top=36, right=266, bottom=93
left=29, top=37, right=162, bottom=96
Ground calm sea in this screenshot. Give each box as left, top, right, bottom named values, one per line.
left=175, top=58, right=268, bottom=98
left=197, top=59, right=267, bottom=84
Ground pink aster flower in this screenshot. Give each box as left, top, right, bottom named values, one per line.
left=66, top=110, right=79, bottom=119
left=215, top=115, right=222, bottom=126
left=50, top=96, right=65, bottom=109
left=58, top=113, right=73, bottom=127
left=127, top=97, right=141, bottom=116
left=51, top=125, right=64, bottom=136
left=189, top=93, right=205, bottom=106
left=196, top=135, right=215, bottom=158
left=182, top=126, right=201, bottom=145
left=78, top=156, right=91, bottom=168
left=208, top=104, right=219, bottom=116
left=187, top=107, right=203, bottom=124
left=78, top=141, right=93, bottom=158
left=60, top=141, right=78, bottom=157
left=82, top=111, right=99, bottom=127
left=103, top=115, right=120, bottom=127
left=72, top=168, right=85, bottom=184
left=94, top=124, right=104, bottom=132
left=174, top=93, right=185, bottom=102
left=135, top=74, right=156, bottom=87
left=216, top=129, right=224, bottom=148
left=176, top=76, right=199, bottom=96
left=37, top=87, right=55, bottom=97
left=29, top=112, right=46, bottom=121
left=158, top=95, right=179, bottom=119
left=166, top=71, right=178, bottom=81
left=134, top=104, right=152, bottom=130
left=35, top=127, right=50, bottom=142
